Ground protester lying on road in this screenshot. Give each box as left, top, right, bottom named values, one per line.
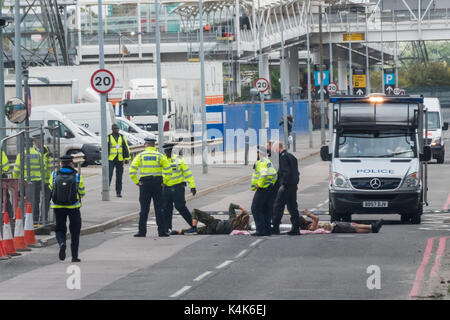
left=171, top=203, right=251, bottom=235
left=300, top=209, right=383, bottom=233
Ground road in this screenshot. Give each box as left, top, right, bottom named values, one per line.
left=0, top=110, right=449, bottom=300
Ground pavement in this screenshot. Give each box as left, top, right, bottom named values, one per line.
left=36, top=130, right=325, bottom=245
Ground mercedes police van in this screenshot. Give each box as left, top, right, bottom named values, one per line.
left=320, top=95, right=432, bottom=224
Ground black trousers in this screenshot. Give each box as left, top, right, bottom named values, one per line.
left=251, top=185, right=275, bottom=235
left=54, top=208, right=82, bottom=259
left=138, top=178, right=166, bottom=236
left=109, top=158, right=124, bottom=195
left=30, top=181, right=42, bottom=223
left=163, top=183, right=193, bottom=231
left=272, top=184, right=300, bottom=229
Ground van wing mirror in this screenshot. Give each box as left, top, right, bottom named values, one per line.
left=420, top=146, right=432, bottom=162
left=443, top=122, right=449, bottom=131
left=320, top=145, right=332, bottom=161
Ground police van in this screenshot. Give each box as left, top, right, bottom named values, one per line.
left=320, top=95, right=431, bottom=224
left=424, top=98, right=448, bottom=164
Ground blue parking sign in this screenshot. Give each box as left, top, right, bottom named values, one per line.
left=315, top=70, right=330, bottom=87
left=384, top=73, right=395, bottom=85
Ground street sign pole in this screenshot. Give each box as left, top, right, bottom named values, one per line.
left=0, top=5, right=5, bottom=140
left=97, top=0, right=109, bottom=201
left=155, top=0, right=164, bottom=152
left=199, top=0, right=208, bottom=174
left=365, top=5, right=371, bottom=94
left=347, top=12, right=353, bottom=95
left=15, top=0, right=22, bottom=100
left=319, top=4, right=325, bottom=146
left=257, top=0, right=266, bottom=146
left=306, top=0, right=313, bottom=149
left=280, top=0, right=288, bottom=150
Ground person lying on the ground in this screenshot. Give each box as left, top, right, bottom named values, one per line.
left=299, top=209, right=383, bottom=233
left=171, top=203, right=251, bottom=235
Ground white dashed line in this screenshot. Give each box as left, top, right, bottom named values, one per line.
left=235, top=249, right=247, bottom=259
left=169, top=286, right=192, bottom=298
left=215, top=260, right=234, bottom=269
left=250, top=239, right=263, bottom=247
left=193, top=271, right=213, bottom=282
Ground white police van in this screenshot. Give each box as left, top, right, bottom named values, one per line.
left=424, top=98, right=448, bottom=164
left=320, top=95, right=432, bottom=224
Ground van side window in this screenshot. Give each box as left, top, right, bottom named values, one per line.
left=48, top=120, right=74, bottom=139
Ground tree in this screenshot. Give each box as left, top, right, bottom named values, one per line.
left=403, top=61, right=450, bottom=88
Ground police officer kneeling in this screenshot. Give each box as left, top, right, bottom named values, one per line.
left=49, top=155, right=86, bottom=262
left=129, top=136, right=170, bottom=237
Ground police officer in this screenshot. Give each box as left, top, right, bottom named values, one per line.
left=13, top=134, right=51, bottom=224
left=162, top=142, right=197, bottom=233
left=49, top=155, right=85, bottom=262
left=108, top=124, right=131, bottom=197
left=1, top=150, right=13, bottom=218
left=271, top=141, right=301, bottom=235
left=250, top=146, right=277, bottom=236
left=129, top=136, right=170, bottom=237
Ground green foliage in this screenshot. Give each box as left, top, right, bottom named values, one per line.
left=370, top=70, right=382, bottom=93
left=403, top=61, right=450, bottom=88
left=270, top=69, right=281, bottom=99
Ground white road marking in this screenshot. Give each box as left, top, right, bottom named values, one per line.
left=215, top=260, right=234, bottom=269
left=235, top=249, right=247, bottom=259
left=169, top=285, right=192, bottom=298
left=193, top=271, right=213, bottom=282
left=250, top=239, right=263, bottom=247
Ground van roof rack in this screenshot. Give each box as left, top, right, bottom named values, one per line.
left=331, top=95, right=424, bottom=129
left=330, top=95, right=424, bottom=104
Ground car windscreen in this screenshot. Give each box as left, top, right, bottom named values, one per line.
left=122, top=99, right=167, bottom=116
left=336, top=129, right=417, bottom=158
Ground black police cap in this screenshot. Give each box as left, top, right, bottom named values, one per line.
left=31, top=133, right=41, bottom=139
left=163, top=142, right=177, bottom=150
left=144, top=136, right=157, bottom=143
left=60, top=155, right=74, bottom=162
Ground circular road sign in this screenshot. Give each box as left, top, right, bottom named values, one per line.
left=327, top=82, right=338, bottom=95
left=255, top=78, right=270, bottom=93
left=91, top=69, right=115, bottom=94
left=393, top=87, right=401, bottom=96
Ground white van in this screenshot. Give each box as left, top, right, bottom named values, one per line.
left=115, top=116, right=156, bottom=141
left=423, top=98, right=449, bottom=163
left=6, top=108, right=102, bottom=165
left=33, top=103, right=145, bottom=146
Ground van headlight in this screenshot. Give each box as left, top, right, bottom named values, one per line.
left=331, top=172, right=351, bottom=190
left=403, top=172, right=419, bottom=189
left=431, top=137, right=441, bottom=146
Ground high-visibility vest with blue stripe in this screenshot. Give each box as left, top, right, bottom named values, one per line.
left=163, top=154, right=196, bottom=188
left=48, top=169, right=86, bottom=209
left=129, top=146, right=170, bottom=184
left=251, top=157, right=277, bottom=191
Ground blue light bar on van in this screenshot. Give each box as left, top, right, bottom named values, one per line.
left=329, top=96, right=424, bottom=104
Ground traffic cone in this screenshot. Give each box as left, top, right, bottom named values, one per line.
left=2, top=212, right=21, bottom=256
left=0, top=232, right=10, bottom=260
left=13, top=207, right=31, bottom=252
left=24, top=203, right=38, bottom=247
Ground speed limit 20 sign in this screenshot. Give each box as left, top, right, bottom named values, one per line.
left=255, top=78, right=270, bottom=93
left=91, top=69, right=115, bottom=94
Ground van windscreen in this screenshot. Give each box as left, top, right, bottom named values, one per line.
left=122, top=99, right=167, bottom=116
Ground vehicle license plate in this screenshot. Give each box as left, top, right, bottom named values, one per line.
left=363, top=201, right=388, bottom=208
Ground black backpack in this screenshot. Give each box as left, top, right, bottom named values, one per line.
left=51, top=171, right=80, bottom=205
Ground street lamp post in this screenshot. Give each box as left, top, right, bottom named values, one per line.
left=306, top=0, right=313, bottom=149
left=319, top=3, right=325, bottom=146
left=245, top=88, right=259, bottom=165
left=280, top=0, right=288, bottom=149
left=199, top=0, right=208, bottom=174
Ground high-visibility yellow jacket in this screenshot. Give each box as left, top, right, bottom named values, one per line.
left=2, top=151, right=10, bottom=173
left=251, top=157, right=277, bottom=191
left=129, top=146, right=170, bottom=184
left=43, top=146, right=53, bottom=183
left=12, top=146, right=50, bottom=182
left=48, top=167, right=85, bottom=209
left=163, top=154, right=196, bottom=188
left=108, top=134, right=131, bottom=162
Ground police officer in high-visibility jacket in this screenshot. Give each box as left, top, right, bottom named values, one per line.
left=250, top=146, right=277, bottom=236
left=1, top=150, right=13, bottom=218
left=108, top=124, right=131, bottom=197
left=129, top=135, right=170, bottom=237
left=162, top=143, right=197, bottom=234
left=49, top=154, right=85, bottom=262
left=12, top=134, right=50, bottom=223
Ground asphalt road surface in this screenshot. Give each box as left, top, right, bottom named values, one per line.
left=0, top=110, right=449, bottom=300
